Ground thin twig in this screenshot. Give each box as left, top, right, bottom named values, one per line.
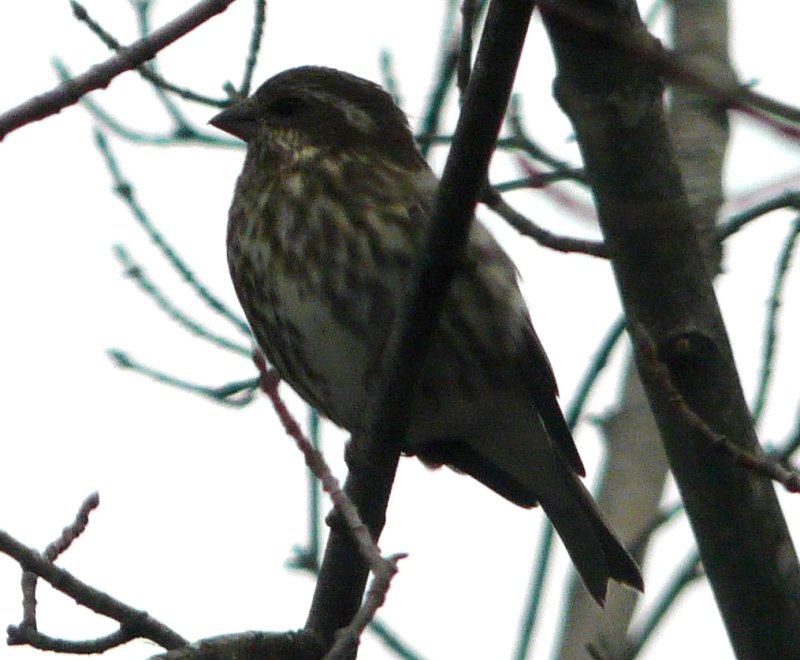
left=9, top=626, right=148, bottom=655
left=114, top=244, right=252, bottom=357
left=254, top=354, right=406, bottom=652
left=379, top=49, right=403, bottom=106
left=643, top=0, right=668, bottom=26
left=287, top=409, right=323, bottom=573
left=512, top=522, right=555, bottom=660
left=628, top=501, right=684, bottom=557
left=482, top=187, right=608, bottom=257
left=285, top=546, right=426, bottom=660
left=238, top=0, right=267, bottom=97
left=323, top=553, right=406, bottom=660
left=95, top=129, right=251, bottom=336
left=778, top=403, right=800, bottom=461
left=622, top=551, right=703, bottom=659
left=128, top=0, right=199, bottom=131
left=716, top=190, right=800, bottom=241
left=632, top=324, right=800, bottom=493
left=751, top=217, right=800, bottom=423
left=365, top=619, right=427, bottom=660
left=254, top=355, right=394, bottom=578
left=417, top=0, right=460, bottom=157
left=513, top=155, right=597, bottom=220
left=45, top=493, right=100, bottom=562
left=506, top=95, right=581, bottom=174
left=51, top=59, right=238, bottom=146
left=538, top=0, right=800, bottom=136
left=21, top=493, right=100, bottom=629
left=284, top=408, right=426, bottom=660
left=108, top=350, right=258, bottom=406
left=1, top=508, right=186, bottom=652
left=0, top=0, right=237, bottom=139
left=70, top=0, right=228, bottom=108
left=493, top=170, right=585, bottom=192
left=565, top=317, right=627, bottom=427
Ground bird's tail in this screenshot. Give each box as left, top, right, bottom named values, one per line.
left=411, top=392, right=642, bottom=605
left=416, top=422, right=641, bottom=603
left=419, top=432, right=643, bottom=605
left=537, top=469, right=643, bottom=605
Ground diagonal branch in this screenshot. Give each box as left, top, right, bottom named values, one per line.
left=541, top=2, right=800, bottom=656
left=70, top=1, right=228, bottom=108
left=1, top=518, right=185, bottom=652
left=633, top=324, right=800, bottom=493
left=0, top=0, right=238, bottom=140
left=537, top=0, right=800, bottom=136
left=482, top=186, right=608, bottom=257
left=303, top=0, right=537, bottom=651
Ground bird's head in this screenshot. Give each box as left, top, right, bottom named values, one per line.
left=210, top=66, right=423, bottom=169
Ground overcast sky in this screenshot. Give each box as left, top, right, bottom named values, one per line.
left=1, top=2, right=799, bottom=659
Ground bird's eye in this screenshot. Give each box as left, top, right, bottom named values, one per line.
left=268, top=96, right=306, bottom=117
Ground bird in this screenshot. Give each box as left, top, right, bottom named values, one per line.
left=210, top=65, right=642, bottom=605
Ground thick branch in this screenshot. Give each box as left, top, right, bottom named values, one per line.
left=541, top=2, right=800, bottom=658
left=303, top=0, right=536, bottom=651
left=559, top=0, right=735, bottom=653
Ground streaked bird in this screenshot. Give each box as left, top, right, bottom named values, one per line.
left=211, top=66, right=642, bottom=604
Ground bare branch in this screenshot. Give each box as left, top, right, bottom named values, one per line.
left=416, top=0, right=460, bottom=157
left=113, top=245, right=252, bottom=357
left=632, top=324, right=800, bottom=493
left=304, top=1, right=536, bottom=650
left=109, top=349, right=259, bottom=406
left=322, top=553, right=407, bottom=660
left=379, top=49, right=403, bottom=106
left=95, top=129, right=250, bottom=336
left=622, top=551, right=703, bottom=658
left=21, top=492, right=100, bottom=629
left=541, top=1, right=800, bottom=654
left=752, top=217, right=800, bottom=423
left=70, top=1, right=228, bottom=108
left=1, top=502, right=186, bottom=652
left=504, top=95, right=576, bottom=171
left=0, top=0, right=238, bottom=140
left=482, top=187, right=608, bottom=257
left=717, top=190, right=800, bottom=241
left=537, top=0, right=800, bottom=136
left=255, top=355, right=391, bottom=576
left=253, top=352, right=407, bottom=651
left=237, top=0, right=267, bottom=97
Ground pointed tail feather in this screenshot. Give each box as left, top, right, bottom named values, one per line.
left=416, top=436, right=643, bottom=605
left=539, top=472, right=643, bottom=605
left=410, top=393, right=643, bottom=604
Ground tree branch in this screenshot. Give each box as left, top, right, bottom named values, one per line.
left=303, top=0, right=537, bottom=651
left=0, top=0, right=238, bottom=140
left=541, top=1, right=800, bottom=656
left=69, top=1, right=228, bottom=108
left=482, top=186, right=608, bottom=257
left=1, top=504, right=186, bottom=652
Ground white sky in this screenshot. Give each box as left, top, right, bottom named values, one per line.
left=1, top=2, right=799, bottom=659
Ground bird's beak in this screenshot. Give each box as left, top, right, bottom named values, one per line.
left=209, top=102, right=259, bottom=143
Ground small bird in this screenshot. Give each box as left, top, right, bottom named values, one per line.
left=210, top=66, right=642, bottom=604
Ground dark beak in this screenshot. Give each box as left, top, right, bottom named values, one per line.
left=209, top=102, right=259, bottom=142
